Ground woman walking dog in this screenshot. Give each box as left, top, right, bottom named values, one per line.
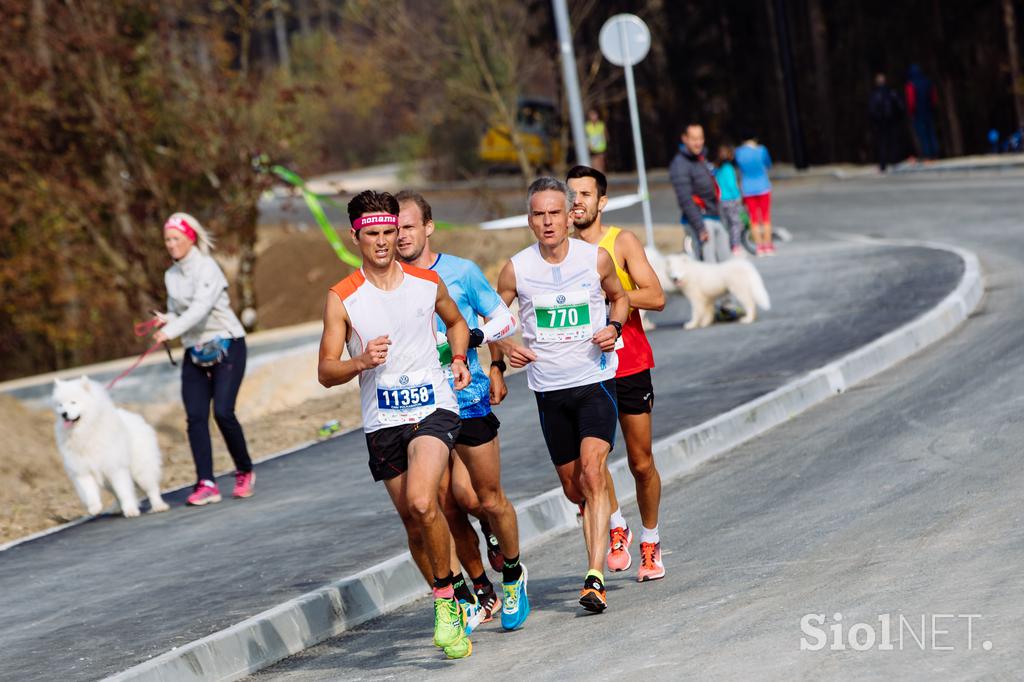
left=152, top=213, right=255, bottom=506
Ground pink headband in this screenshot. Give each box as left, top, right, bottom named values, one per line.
left=352, top=214, right=398, bottom=231
left=164, top=217, right=197, bottom=243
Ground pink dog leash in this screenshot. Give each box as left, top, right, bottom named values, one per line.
left=105, top=319, right=176, bottom=391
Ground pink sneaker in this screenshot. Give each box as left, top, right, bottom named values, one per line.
left=766, top=243, right=777, bottom=255
left=607, top=526, right=633, bottom=572
left=187, top=480, right=222, bottom=506
left=637, top=541, right=666, bottom=582
left=233, top=470, right=255, bottom=498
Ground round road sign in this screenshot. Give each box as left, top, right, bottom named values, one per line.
left=599, top=13, right=651, bottom=67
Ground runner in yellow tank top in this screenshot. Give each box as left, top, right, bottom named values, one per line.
left=568, top=165, right=668, bottom=584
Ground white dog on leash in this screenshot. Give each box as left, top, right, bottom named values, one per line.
left=663, top=254, right=771, bottom=329
left=53, top=377, right=169, bottom=517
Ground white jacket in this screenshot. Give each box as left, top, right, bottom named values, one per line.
left=162, top=248, right=245, bottom=348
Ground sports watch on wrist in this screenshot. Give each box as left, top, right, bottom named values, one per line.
left=490, top=359, right=507, bottom=374
left=609, top=320, right=623, bottom=338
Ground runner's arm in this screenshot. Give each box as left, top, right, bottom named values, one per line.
left=473, top=301, right=517, bottom=345
left=466, top=264, right=518, bottom=347
left=317, top=291, right=387, bottom=387
left=436, top=280, right=471, bottom=390
left=493, top=260, right=536, bottom=367
left=594, top=248, right=628, bottom=351
left=617, top=230, right=665, bottom=312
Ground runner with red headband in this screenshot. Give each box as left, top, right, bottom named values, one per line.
left=317, top=190, right=475, bottom=659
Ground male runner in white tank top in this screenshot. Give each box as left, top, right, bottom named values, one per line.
left=317, top=190, right=474, bottom=659
left=396, top=191, right=529, bottom=633
left=493, top=177, right=629, bottom=614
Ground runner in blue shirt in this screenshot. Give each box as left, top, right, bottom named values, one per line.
left=396, top=190, right=530, bottom=633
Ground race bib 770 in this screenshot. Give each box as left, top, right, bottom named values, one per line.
left=533, top=290, right=590, bottom=342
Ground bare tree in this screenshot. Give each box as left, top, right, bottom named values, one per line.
left=448, top=0, right=538, bottom=181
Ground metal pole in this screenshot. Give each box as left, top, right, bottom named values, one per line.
left=619, top=25, right=655, bottom=247
left=552, top=0, right=590, bottom=166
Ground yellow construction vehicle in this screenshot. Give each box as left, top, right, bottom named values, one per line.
left=479, top=97, right=563, bottom=172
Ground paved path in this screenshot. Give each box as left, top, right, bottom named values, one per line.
left=255, top=170, right=1024, bottom=680
left=0, top=237, right=962, bottom=681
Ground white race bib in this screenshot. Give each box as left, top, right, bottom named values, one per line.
left=533, top=290, right=591, bottom=342
left=375, top=369, right=436, bottom=425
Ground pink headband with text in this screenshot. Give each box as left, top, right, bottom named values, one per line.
left=352, top=214, right=398, bottom=231
left=163, top=216, right=197, bottom=243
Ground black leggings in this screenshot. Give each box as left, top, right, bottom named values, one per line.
left=181, top=338, right=252, bottom=482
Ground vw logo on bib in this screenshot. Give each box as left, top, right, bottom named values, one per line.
left=556, top=294, right=566, bottom=304
left=399, top=375, right=410, bottom=385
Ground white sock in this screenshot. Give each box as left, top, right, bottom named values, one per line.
left=640, top=525, right=660, bottom=544
left=610, top=508, right=627, bottom=529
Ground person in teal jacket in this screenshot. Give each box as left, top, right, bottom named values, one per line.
left=715, top=144, right=745, bottom=256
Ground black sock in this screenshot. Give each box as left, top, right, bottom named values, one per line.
left=452, top=572, right=475, bottom=603
left=479, top=518, right=493, bottom=537
left=502, top=554, right=522, bottom=583
left=433, top=573, right=453, bottom=591
left=472, top=572, right=492, bottom=594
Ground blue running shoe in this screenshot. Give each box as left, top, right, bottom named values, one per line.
left=501, top=563, right=530, bottom=630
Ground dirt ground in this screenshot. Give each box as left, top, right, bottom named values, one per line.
left=0, top=223, right=683, bottom=545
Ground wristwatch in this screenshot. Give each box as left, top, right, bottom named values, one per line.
left=609, top=320, right=623, bottom=338
left=490, top=359, right=507, bottom=374
left=468, top=328, right=485, bottom=349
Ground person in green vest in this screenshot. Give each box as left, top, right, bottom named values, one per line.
left=585, top=109, right=608, bottom=173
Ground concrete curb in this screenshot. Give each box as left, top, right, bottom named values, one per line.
left=105, top=238, right=983, bottom=682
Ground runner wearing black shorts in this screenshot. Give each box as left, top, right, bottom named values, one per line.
left=495, top=177, right=629, bottom=614
left=534, top=378, right=618, bottom=465
left=318, top=190, right=474, bottom=659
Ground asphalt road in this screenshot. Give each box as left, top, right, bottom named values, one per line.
left=254, top=170, right=1024, bottom=680
left=0, top=231, right=962, bottom=681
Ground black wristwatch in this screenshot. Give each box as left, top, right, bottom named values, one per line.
left=468, top=328, right=485, bottom=349
left=609, top=320, right=623, bottom=338
left=490, top=359, right=507, bottom=374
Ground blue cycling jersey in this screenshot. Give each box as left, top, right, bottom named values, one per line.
left=431, top=253, right=503, bottom=419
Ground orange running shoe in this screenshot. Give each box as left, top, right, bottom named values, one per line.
left=637, top=541, right=665, bottom=582
left=579, top=576, right=607, bottom=613
left=606, top=526, right=633, bottom=572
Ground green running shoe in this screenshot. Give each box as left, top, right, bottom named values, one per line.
left=443, top=632, right=472, bottom=659
left=433, top=597, right=466, bottom=649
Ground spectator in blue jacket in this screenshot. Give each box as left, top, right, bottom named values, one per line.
left=734, top=134, right=774, bottom=256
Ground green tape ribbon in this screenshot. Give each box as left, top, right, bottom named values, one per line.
left=269, top=165, right=362, bottom=267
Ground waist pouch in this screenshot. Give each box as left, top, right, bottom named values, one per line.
left=189, top=337, right=232, bottom=367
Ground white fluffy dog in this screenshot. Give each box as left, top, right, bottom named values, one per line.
left=53, top=377, right=169, bottom=517
left=664, top=253, right=771, bottom=329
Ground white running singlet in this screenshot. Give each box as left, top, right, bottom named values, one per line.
left=330, top=262, right=458, bottom=433
left=511, top=239, right=617, bottom=392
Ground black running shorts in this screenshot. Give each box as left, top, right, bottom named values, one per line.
left=615, top=369, right=654, bottom=415
left=534, top=379, right=618, bottom=466
left=456, top=412, right=500, bottom=447
left=364, top=409, right=461, bottom=481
